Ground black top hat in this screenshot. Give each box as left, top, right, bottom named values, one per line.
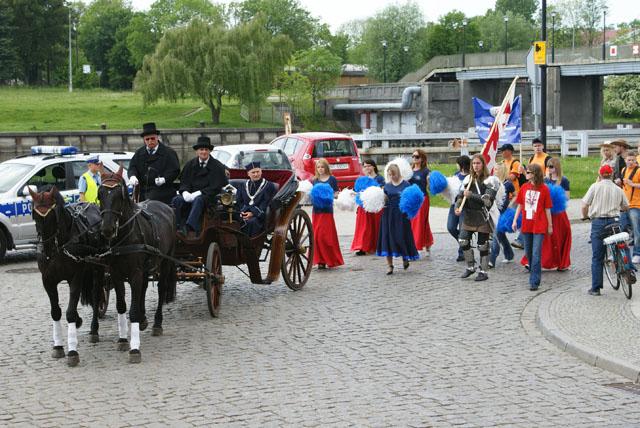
left=193, top=136, right=213, bottom=151
left=245, top=161, right=261, bottom=171
left=498, top=143, right=515, bottom=152
left=140, top=122, right=160, bottom=137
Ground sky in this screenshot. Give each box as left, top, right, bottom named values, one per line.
left=130, top=0, right=638, bottom=31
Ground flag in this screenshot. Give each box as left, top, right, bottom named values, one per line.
left=473, top=95, right=522, bottom=147
left=477, top=77, right=518, bottom=174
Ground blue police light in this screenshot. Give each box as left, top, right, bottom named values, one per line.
left=31, top=146, right=79, bottom=155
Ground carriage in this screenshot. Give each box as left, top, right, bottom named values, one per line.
left=173, top=168, right=314, bottom=317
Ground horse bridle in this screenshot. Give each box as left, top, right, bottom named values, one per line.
left=34, top=203, right=63, bottom=260
left=99, top=179, right=142, bottom=242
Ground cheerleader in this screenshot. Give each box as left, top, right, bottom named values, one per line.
left=377, top=163, right=419, bottom=275
left=543, top=157, right=572, bottom=271
left=409, top=149, right=434, bottom=256
left=351, top=159, right=385, bottom=255
left=311, top=158, right=344, bottom=269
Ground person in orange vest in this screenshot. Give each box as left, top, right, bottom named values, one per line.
left=498, top=143, right=522, bottom=194
left=528, top=138, right=551, bottom=171
left=621, top=151, right=640, bottom=264
left=78, top=156, right=102, bottom=204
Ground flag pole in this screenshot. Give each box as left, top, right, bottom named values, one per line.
left=459, top=76, right=519, bottom=211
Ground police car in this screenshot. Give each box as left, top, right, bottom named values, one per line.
left=0, top=146, right=133, bottom=261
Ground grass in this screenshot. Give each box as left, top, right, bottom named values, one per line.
left=427, top=156, right=600, bottom=208
left=0, top=87, right=278, bottom=132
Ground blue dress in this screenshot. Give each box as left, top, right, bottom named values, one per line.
left=376, top=181, right=419, bottom=261
left=409, top=168, right=430, bottom=195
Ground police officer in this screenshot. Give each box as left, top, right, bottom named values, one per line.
left=78, top=155, right=101, bottom=204
left=128, top=122, right=180, bottom=205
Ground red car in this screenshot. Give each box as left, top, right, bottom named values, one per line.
left=270, top=132, right=363, bottom=189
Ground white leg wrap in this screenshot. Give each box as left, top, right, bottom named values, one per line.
left=67, top=322, right=78, bottom=352
left=53, top=320, right=63, bottom=347
left=130, top=322, right=140, bottom=350
left=117, top=313, right=128, bottom=339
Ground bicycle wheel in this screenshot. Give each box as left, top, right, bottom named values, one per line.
left=604, top=246, right=619, bottom=290
left=620, top=272, right=633, bottom=299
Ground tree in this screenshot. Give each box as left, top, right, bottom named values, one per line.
left=477, top=10, right=535, bottom=53
left=605, top=76, right=640, bottom=117
left=579, top=0, right=607, bottom=47
left=125, top=13, right=159, bottom=70
left=277, top=70, right=312, bottom=118
left=495, top=0, right=539, bottom=23
left=556, top=0, right=582, bottom=49
left=231, top=0, right=318, bottom=51
left=0, top=0, right=17, bottom=82
left=419, top=11, right=481, bottom=63
left=291, top=47, right=341, bottom=115
left=148, top=0, right=223, bottom=33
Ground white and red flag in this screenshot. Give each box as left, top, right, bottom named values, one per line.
left=481, top=76, right=518, bottom=174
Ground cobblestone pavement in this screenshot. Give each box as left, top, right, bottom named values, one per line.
left=2, top=223, right=640, bottom=427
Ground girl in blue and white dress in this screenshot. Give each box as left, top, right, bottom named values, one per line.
left=377, top=163, right=419, bottom=275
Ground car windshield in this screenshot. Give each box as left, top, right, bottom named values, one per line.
left=237, top=151, right=291, bottom=170
left=0, top=163, right=33, bottom=193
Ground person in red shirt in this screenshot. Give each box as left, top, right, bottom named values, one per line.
left=512, top=163, right=553, bottom=291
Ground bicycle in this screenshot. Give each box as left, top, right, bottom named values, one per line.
left=601, top=222, right=635, bottom=299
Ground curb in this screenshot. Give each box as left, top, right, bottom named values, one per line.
left=536, top=282, right=640, bottom=383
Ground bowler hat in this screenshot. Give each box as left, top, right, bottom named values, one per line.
left=140, top=122, right=160, bottom=137
left=193, top=136, right=213, bottom=151
left=498, top=143, right=515, bottom=153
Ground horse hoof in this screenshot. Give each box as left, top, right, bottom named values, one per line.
left=129, top=349, right=141, bottom=364
left=152, top=327, right=163, bottom=337
left=51, top=346, right=65, bottom=359
left=116, top=339, right=129, bottom=352
left=67, top=351, right=79, bottom=367
left=90, top=334, right=99, bottom=343
left=76, top=317, right=83, bottom=329
left=140, top=319, right=148, bottom=331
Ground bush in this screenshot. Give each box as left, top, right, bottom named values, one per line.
left=605, top=76, right=640, bottom=117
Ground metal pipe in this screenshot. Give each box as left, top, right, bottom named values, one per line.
left=334, top=86, right=421, bottom=110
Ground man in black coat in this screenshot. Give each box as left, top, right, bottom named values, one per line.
left=128, top=122, right=181, bottom=205
left=173, top=136, right=228, bottom=238
left=235, top=162, right=278, bottom=237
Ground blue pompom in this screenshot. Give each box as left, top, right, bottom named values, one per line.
left=548, top=183, right=567, bottom=214
left=429, top=170, right=448, bottom=195
left=310, top=182, right=334, bottom=210
left=399, top=184, right=424, bottom=219
left=354, top=176, right=378, bottom=192
left=497, top=207, right=516, bottom=233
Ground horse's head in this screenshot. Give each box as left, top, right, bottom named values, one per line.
left=98, top=166, right=129, bottom=240
left=30, top=185, right=64, bottom=243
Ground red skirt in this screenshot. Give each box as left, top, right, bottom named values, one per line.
left=410, top=194, right=434, bottom=250
left=520, top=211, right=572, bottom=269
left=312, top=212, right=344, bottom=267
left=350, top=206, right=383, bottom=253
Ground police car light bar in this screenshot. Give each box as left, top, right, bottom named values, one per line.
left=31, top=146, right=79, bottom=155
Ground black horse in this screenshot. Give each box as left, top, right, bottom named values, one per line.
left=98, top=168, right=177, bottom=363
left=30, top=186, right=128, bottom=367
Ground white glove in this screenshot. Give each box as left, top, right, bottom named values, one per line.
left=191, top=191, right=202, bottom=200
left=155, top=177, right=166, bottom=186
left=182, top=191, right=193, bottom=203
left=129, top=176, right=139, bottom=186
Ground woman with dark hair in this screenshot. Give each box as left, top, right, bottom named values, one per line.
left=351, top=159, right=385, bottom=255
left=454, top=154, right=496, bottom=281
left=409, top=149, right=434, bottom=256
left=512, top=163, right=552, bottom=291
left=447, top=155, right=470, bottom=261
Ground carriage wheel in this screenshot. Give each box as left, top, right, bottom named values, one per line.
left=205, top=242, right=223, bottom=318
left=98, top=285, right=110, bottom=319
left=281, top=209, right=314, bottom=291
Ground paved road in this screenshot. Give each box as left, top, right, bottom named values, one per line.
left=1, top=223, right=640, bottom=426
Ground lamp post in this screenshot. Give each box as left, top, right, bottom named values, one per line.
left=602, top=10, right=607, bottom=61
left=479, top=40, right=484, bottom=52
left=68, top=6, right=72, bottom=93
left=541, top=0, right=547, bottom=150
left=504, top=15, right=509, bottom=65
left=402, top=45, right=409, bottom=74
left=551, top=12, right=556, bottom=63
left=382, top=40, right=387, bottom=83
left=462, top=20, right=467, bottom=67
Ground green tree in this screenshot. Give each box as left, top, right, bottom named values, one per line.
left=0, top=0, right=17, bottom=82
left=148, top=0, right=223, bottom=33
left=477, top=10, right=535, bottom=53
left=419, top=11, right=481, bottom=63
left=579, top=0, right=607, bottom=47
left=605, top=76, right=640, bottom=117
left=291, top=47, right=341, bottom=115
left=125, top=13, right=159, bottom=71
left=495, top=0, right=539, bottom=22
left=231, top=0, right=318, bottom=51
left=277, top=70, right=312, bottom=118
left=556, top=0, right=582, bottom=49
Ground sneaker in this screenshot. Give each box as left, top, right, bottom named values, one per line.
left=423, top=248, right=431, bottom=257
left=488, top=261, right=495, bottom=269
left=530, top=285, right=539, bottom=291
left=632, top=255, right=640, bottom=264
left=475, top=271, right=488, bottom=281
left=318, top=264, right=327, bottom=270
left=502, top=258, right=513, bottom=264
left=588, top=288, right=601, bottom=296
left=355, top=250, right=366, bottom=256
left=524, top=264, right=530, bottom=272
left=461, top=268, right=476, bottom=279
left=511, top=241, right=524, bottom=249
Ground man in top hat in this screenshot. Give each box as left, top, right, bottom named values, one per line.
left=610, top=139, right=630, bottom=186
left=128, top=122, right=180, bottom=205
left=498, top=143, right=522, bottom=194
left=173, top=136, right=228, bottom=238
left=235, top=162, right=278, bottom=237
left=78, top=155, right=102, bottom=204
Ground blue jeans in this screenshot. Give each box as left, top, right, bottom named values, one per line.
left=627, top=208, right=640, bottom=256
left=173, top=194, right=206, bottom=234
left=447, top=205, right=463, bottom=258
left=522, top=233, right=544, bottom=287
left=490, top=230, right=514, bottom=265
left=591, top=217, right=634, bottom=291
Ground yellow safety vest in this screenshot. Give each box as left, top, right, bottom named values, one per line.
left=82, top=171, right=99, bottom=204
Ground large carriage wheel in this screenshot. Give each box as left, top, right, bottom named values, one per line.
left=281, top=209, right=314, bottom=291
left=205, top=242, right=223, bottom=318
left=98, top=285, right=110, bottom=319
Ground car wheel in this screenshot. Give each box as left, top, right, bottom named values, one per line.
left=0, top=229, right=7, bottom=263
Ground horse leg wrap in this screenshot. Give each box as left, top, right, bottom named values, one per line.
left=117, top=313, right=128, bottom=339
left=53, top=320, right=63, bottom=347
left=130, top=322, right=140, bottom=351
left=67, top=322, right=78, bottom=352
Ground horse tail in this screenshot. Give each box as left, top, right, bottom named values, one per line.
left=163, top=261, right=177, bottom=304
left=79, top=269, right=95, bottom=306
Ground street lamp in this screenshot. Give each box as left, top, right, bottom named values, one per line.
left=462, top=20, right=467, bottom=67
left=478, top=40, right=484, bottom=52
left=382, top=40, right=387, bottom=83
left=602, top=10, right=607, bottom=61
left=504, top=15, right=509, bottom=65
left=68, top=7, right=72, bottom=92
left=551, top=12, right=556, bottom=63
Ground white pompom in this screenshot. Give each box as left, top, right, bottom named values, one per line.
left=361, top=186, right=385, bottom=213
left=384, top=156, right=413, bottom=182
left=297, top=179, right=313, bottom=193
left=335, top=188, right=356, bottom=211
left=442, top=175, right=462, bottom=205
